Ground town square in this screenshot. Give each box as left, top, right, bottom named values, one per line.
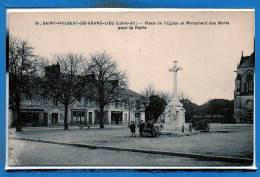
left=9, top=124, right=253, bottom=167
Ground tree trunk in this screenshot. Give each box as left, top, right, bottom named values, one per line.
left=99, top=105, right=104, bottom=128
left=15, top=99, right=22, bottom=132
left=11, top=110, right=16, bottom=128
left=128, top=107, right=131, bottom=123
left=64, top=104, right=69, bottom=130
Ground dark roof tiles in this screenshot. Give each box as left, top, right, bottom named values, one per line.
left=239, top=51, right=255, bottom=68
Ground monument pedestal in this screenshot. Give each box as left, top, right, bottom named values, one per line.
left=163, top=99, right=185, bottom=132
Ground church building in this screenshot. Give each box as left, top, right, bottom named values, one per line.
left=234, top=48, right=255, bottom=124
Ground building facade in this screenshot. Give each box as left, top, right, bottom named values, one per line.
left=9, top=63, right=145, bottom=128
left=234, top=50, right=255, bottom=123
left=10, top=89, right=145, bottom=127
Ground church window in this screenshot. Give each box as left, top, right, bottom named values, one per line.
left=242, top=72, right=253, bottom=94
left=236, top=80, right=240, bottom=92
left=244, top=83, right=247, bottom=93
left=246, top=73, right=253, bottom=94
left=248, top=82, right=253, bottom=93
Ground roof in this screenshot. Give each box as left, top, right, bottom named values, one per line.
left=238, top=51, right=255, bottom=68
left=118, top=88, right=141, bottom=98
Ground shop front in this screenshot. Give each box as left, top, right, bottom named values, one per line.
left=21, top=109, right=48, bottom=127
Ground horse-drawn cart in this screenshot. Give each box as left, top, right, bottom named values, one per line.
left=141, top=123, right=161, bottom=137
left=190, top=119, right=210, bottom=132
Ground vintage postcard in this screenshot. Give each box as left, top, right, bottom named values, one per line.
left=6, top=9, right=255, bottom=170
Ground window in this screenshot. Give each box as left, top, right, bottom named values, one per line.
left=246, top=73, right=253, bottom=94
left=244, top=83, right=247, bottom=93
left=87, top=98, right=94, bottom=105
left=246, top=100, right=253, bottom=109
left=246, top=110, right=253, bottom=123
left=247, top=81, right=253, bottom=93
left=236, top=80, right=241, bottom=92
left=135, top=113, right=140, bottom=118
left=115, top=102, right=119, bottom=108
left=88, top=112, right=93, bottom=125
left=25, top=93, right=32, bottom=100
left=51, top=113, right=58, bottom=124
left=135, top=100, right=141, bottom=110
left=124, top=113, right=127, bottom=122
left=60, top=114, right=63, bottom=121
left=242, top=72, right=253, bottom=94
left=53, top=99, right=58, bottom=106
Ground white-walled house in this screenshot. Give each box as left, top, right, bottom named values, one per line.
left=10, top=89, right=145, bottom=127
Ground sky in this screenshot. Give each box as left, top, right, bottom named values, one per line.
left=8, top=9, right=254, bottom=105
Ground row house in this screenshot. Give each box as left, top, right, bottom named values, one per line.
left=10, top=88, right=145, bottom=127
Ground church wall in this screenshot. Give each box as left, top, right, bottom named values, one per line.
left=234, top=51, right=254, bottom=124
left=234, top=70, right=254, bottom=123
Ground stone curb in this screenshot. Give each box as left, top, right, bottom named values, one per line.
left=11, top=137, right=253, bottom=164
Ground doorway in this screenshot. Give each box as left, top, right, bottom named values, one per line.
left=111, top=111, right=123, bottom=125
left=51, top=113, right=58, bottom=124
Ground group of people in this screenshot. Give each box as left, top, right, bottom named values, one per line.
left=129, top=120, right=146, bottom=137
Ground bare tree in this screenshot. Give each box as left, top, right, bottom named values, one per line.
left=87, top=51, right=127, bottom=128
left=9, top=36, right=43, bottom=131
left=140, top=85, right=170, bottom=105
left=42, top=54, right=86, bottom=130
left=140, top=85, right=156, bottom=105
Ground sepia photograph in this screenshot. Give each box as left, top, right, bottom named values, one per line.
left=6, top=9, right=255, bottom=169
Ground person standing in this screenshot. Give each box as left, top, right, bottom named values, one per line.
left=129, top=121, right=136, bottom=137
left=189, top=120, right=192, bottom=132
left=139, top=120, right=145, bottom=137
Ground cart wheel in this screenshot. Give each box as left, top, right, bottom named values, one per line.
left=154, top=126, right=160, bottom=137
left=145, top=131, right=149, bottom=137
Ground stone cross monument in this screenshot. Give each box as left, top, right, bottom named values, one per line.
left=163, top=61, right=185, bottom=132
left=169, top=61, right=183, bottom=101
